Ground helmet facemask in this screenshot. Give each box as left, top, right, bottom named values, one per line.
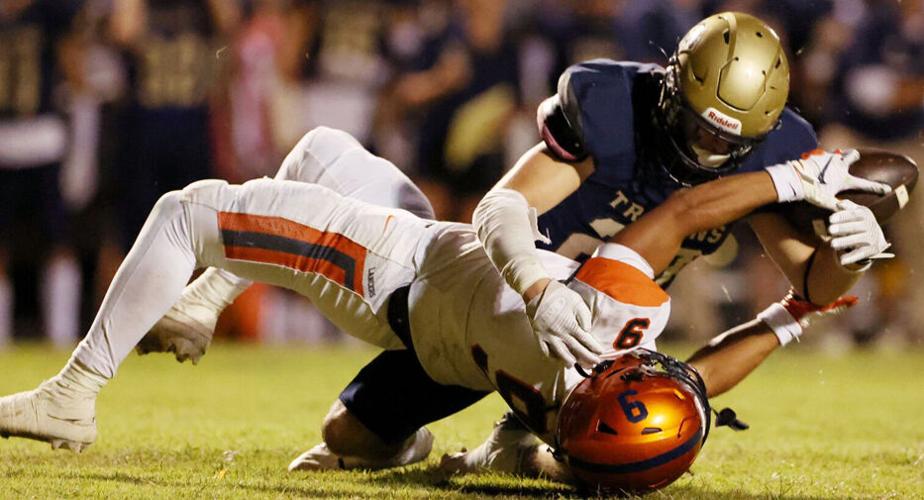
left=655, top=59, right=768, bottom=185
left=651, top=12, right=791, bottom=186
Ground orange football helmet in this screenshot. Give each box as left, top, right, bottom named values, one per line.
left=556, top=349, right=712, bottom=495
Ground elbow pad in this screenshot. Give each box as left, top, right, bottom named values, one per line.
left=473, top=188, right=551, bottom=295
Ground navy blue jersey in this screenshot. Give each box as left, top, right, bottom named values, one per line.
left=537, top=60, right=818, bottom=286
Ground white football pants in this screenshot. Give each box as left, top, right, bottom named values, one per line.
left=73, top=127, right=434, bottom=378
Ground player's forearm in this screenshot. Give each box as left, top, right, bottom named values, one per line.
left=473, top=188, right=551, bottom=297
left=475, top=145, right=589, bottom=299
left=686, top=319, right=780, bottom=398
left=612, top=172, right=777, bottom=274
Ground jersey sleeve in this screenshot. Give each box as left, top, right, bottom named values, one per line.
left=537, top=60, right=654, bottom=164
left=567, top=243, right=670, bottom=354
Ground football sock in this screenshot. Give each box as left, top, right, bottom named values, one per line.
left=390, top=427, right=433, bottom=467
left=173, top=268, right=250, bottom=331
left=46, top=357, right=108, bottom=400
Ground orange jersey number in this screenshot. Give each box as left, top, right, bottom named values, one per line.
left=613, top=318, right=650, bottom=349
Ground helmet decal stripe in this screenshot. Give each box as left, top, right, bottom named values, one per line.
left=567, top=427, right=703, bottom=474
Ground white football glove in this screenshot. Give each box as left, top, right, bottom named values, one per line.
left=524, top=280, right=603, bottom=367
left=758, top=290, right=859, bottom=346
left=828, top=199, right=893, bottom=267
left=766, top=149, right=891, bottom=210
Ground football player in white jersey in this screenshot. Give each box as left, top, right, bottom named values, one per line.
left=0, top=123, right=867, bottom=488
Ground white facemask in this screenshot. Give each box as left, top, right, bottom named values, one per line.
left=690, top=142, right=731, bottom=169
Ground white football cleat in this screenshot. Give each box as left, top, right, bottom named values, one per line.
left=0, top=381, right=96, bottom=452
left=288, top=427, right=434, bottom=472
left=439, top=412, right=539, bottom=475
left=136, top=308, right=213, bottom=364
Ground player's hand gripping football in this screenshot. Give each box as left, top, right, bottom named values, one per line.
left=829, top=199, right=893, bottom=266
left=768, top=149, right=891, bottom=209
left=525, top=280, right=603, bottom=367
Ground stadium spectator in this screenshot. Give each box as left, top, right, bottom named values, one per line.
left=399, top=0, right=522, bottom=221
left=0, top=0, right=85, bottom=347
left=109, top=0, right=239, bottom=249
left=819, top=0, right=924, bottom=344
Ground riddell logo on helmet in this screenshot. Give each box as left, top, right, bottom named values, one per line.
left=702, top=107, right=742, bottom=135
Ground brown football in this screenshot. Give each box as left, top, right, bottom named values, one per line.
left=781, top=149, right=919, bottom=237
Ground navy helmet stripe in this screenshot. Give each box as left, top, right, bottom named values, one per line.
left=568, top=428, right=703, bottom=474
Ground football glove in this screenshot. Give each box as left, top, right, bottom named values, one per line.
left=765, top=149, right=891, bottom=210
left=758, top=290, right=859, bottom=346
left=525, top=280, right=602, bottom=367
left=829, top=199, right=893, bottom=267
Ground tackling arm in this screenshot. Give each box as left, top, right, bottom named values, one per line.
left=610, top=171, right=778, bottom=275
left=686, top=320, right=780, bottom=398
left=474, top=143, right=594, bottom=300
left=687, top=293, right=856, bottom=397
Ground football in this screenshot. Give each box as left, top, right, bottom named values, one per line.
left=781, top=149, right=919, bottom=236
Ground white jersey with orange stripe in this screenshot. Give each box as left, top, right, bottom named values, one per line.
left=407, top=225, right=670, bottom=443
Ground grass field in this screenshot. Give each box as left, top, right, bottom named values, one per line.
left=0, top=343, right=922, bottom=499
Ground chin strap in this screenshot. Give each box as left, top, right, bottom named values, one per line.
left=713, top=407, right=749, bottom=431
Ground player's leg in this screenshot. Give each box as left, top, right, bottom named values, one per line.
left=0, top=179, right=427, bottom=450
left=288, top=349, right=489, bottom=471
left=0, top=189, right=200, bottom=451
left=140, top=126, right=434, bottom=362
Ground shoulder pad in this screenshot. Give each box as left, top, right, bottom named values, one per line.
left=537, top=65, right=592, bottom=162
left=537, top=94, right=588, bottom=162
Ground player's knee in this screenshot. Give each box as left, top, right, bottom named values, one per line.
left=281, top=127, right=359, bottom=180
left=322, top=400, right=365, bottom=454
left=302, top=126, right=354, bottom=150
left=322, top=400, right=392, bottom=457
left=150, top=190, right=185, bottom=221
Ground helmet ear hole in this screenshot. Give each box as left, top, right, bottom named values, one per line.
left=597, top=421, right=619, bottom=435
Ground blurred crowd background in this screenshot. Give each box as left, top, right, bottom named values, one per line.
left=0, top=0, right=922, bottom=350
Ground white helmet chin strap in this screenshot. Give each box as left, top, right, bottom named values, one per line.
left=690, top=142, right=731, bottom=169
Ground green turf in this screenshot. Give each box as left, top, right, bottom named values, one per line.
left=0, top=343, right=922, bottom=499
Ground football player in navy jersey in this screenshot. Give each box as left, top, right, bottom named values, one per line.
left=448, top=11, right=893, bottom=473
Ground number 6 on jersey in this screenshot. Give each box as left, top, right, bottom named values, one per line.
left=614, top=318, right=650, bottom=349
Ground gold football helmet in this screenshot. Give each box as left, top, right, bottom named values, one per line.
left=656, top=12, right=790, bottom=183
